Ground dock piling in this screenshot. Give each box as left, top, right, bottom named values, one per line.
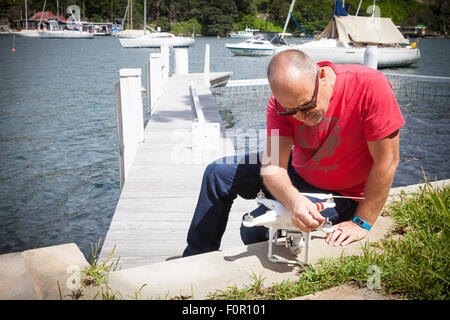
left=115, top=68, right=145, bottom=190
left=147, top=52, right=162, bottom=116
left=174, top=48, right=189, bottom=74
left=363, top=45, right=378, bottom=69
left=204, top=44, right=210, bottom=83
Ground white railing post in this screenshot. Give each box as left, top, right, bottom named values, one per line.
left=115, top=68, right=145, bottom=190
left=174, top=48, right=189, bottom=75
left=190, top=81, right=220, bottom=162
left=160, top=45, right=170, bottom=82
left=204, top=44, right=210, bottom=84
left=147, top=52, right=162, bottom=116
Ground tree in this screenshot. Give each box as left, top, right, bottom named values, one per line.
left=198, top=0, right=238, bottom=36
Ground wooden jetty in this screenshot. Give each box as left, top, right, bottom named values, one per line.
left=100, top=50, right=256, bottom=269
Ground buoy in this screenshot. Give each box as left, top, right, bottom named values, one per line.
left=11, top=34, right=16, bottom=52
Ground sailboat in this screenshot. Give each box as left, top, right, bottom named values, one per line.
left=119, top=26, right=195, bottom=48
left=111, top=0, right=145, bottom=38
left=37, top=1, right=93, bottom=39
left=10, top=0, right=39, bottom=37
left=118, top=0, right=195, bottom=48
left=284, top=0, right=420, bottom=67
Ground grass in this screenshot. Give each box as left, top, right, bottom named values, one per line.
left=61, top=239, right=126, bottom=300
left=208, top=182, right=450, bottom=300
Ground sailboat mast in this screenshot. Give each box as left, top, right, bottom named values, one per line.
left=25, top=0, right=28, bottom=29
left=332, top=0, right=336, bottom=38
left=281, top=0, right=296, bottom=38
left=355, top=0, right=362, bottom=16
left=143, top=0, right=146, bottom=31
left=130, top=0, right=133, bottom=30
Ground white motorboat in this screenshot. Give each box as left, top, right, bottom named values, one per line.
left=225, top=32, right=287, bottom=56
left=284, top=1, right=420, bottom=68
left=228, top=27, right=259, bottom=39
left=119, top=27, right=194, bottom=48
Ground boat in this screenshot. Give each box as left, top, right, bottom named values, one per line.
left=224, top=32, right=287, bottom=56
left=283, top=0, right=420, bottom=68
left=10, top=1, right=41, bottom=37
left=10, top=29, right=39, bottom=37
left=111, top=0, right=145, bottom=38
left=38, top=20, right=94, bottom=39
left=111, top=29, right=145, bottom=38
left=228, top=27, right=259, bottom=39
left=224, top=0, right=294, bottom=56
left=119, top=26, right=195, bottom=48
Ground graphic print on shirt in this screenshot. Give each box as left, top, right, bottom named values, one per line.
left=294, top=116, right=341, bottom=173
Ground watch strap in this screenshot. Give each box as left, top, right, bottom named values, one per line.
left=352, top=216, right=372, bottom=231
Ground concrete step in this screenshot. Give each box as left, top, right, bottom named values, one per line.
left=0, top=243, right=89, bottom=300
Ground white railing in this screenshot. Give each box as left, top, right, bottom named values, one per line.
left=189, top=80, right=221, bottom=153
left=189, top=81, right=206, bottom=123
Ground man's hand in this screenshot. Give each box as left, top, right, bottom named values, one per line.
left=290, top=196, right=325, bottom=232
left=325, top=220, right=368, bottom=246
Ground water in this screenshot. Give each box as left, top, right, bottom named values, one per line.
left=0, top=36, right=448, bottom=260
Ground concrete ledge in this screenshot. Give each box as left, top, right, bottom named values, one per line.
left=104, top=215, right=394, bottom=300
left=388, top=179, right=450, bottom=202
left=0, top=243, right=89, bottom=300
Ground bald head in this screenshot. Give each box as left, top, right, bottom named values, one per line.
left=267, top=50, right=318, bottom=92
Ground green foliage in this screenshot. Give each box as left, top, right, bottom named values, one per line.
left=170, top=18, right=201, bottom=35
left=2, top=0, right=448, bottom=34
left=233, top=14, right=281, bottom=32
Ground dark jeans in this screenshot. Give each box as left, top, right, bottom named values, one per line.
left=182, top=153, right=358, bottom=257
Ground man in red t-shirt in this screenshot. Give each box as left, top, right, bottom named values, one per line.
left=263, top=49, right=404, bottom=246
left=182, top=49, right=404, bottom=257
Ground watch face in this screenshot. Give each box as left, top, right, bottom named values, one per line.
left=355, top=218, right=363, bottom=225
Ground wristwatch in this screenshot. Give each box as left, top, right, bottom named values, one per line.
left=352, top=216, right=372, bottom=231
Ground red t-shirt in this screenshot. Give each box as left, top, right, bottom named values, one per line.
left=267, top=61, right=405, bottom=198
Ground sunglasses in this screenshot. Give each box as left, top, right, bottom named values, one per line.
left=274, top=72, right=320, bottom=116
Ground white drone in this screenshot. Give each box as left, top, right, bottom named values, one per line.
left=242, top=191, right=364, bottom=265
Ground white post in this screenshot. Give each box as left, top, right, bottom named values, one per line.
left=203, top=44, right=210, bottom=83
left=147, top=53, right=163, bottom=116
left=174, top=48, right=188, bottom=75
left=115, top=68, right=145, bottom=189
left=363, top=45, right=378, bottom=69
left=160, top=45, right=170, bottom=82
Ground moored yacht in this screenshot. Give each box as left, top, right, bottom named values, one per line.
left=228, top=27, right=260, bottom=39
left=119, top=26, right=194, bottom=48
left=38, top=20, right=93, bottom=39
left=283, top=0, right=420, bottom=68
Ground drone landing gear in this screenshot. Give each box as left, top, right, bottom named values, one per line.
left=267, top=227, right=310, bottom=265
